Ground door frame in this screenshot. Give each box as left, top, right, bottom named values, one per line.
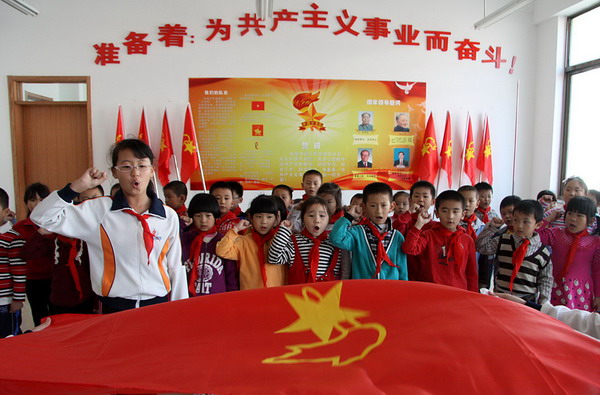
left=7, top=76, right=92, bottom=219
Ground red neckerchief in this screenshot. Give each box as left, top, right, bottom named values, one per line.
left=232, top=206, right=242, bottom=217
left=188, top=226, right=218, bottom=295
left=476, top=206, right=491, bottom=224
left=432, top=223, right=466, bottom=269
left=302, top=194, right=310, bottom=201
left=123, top=209, right=154, bottom=264
left=216, top=211, right=236, bottom=226
left=251, top=228, right=276, bottom=286
left=364, top=220, right=399, bottom=277
left=175, top=205, right=187, bottom=217
left=561, top=229, right=588, bottom=279
left=329, top=210, right=344, bottom=225
left=510, top=238, right=530, bottom=291
left=300, top=229, right=330, bottom=282
left=55, top=235, right=83, bottom=298
left=462, top=214, right=478, bottom=241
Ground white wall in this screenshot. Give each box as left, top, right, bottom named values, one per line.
left=0, top=0, right=581, bottom=212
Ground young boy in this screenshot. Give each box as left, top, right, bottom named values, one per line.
left=163, top=181, right=190, bottom=230
left=0, top=188, right=13, bottom=234
left=228, top=181, right=245, bottom=218
left=347, top=193, right=364, bottom=223
left=210, top=181, right=241, bottom=234
left=402, top=190, right=478, bottom=291
left=288, top=170, right=324, bottom=232
left=392, top=181, right=436, bottom=236
left=330, top=182, right=407, bottom=280
left=272, top=184, right=294, bottom=213
left=476, top=200, right=553, bottom=303
left=474, top=182, right=499, bottom=224
left=458, top=185, right=485, bottom=241
left=392, top=191, right=410, bottom=222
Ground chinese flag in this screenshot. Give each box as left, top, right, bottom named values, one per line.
left=180, top=104, right=200, bottom=184
left=463, top=115, right=476, bottom=185
left=476, top=117, right=493, bottom=185
left=440, top=111, right=453, bottom=187
left=252, top=124, right=264, bottom=136
left=417, top=113, right=439, bottom=184
left=138, top=107, right=150, bottom=145
left=157, top=109, right=174, bottom=186
left=0, top=281, right=598, bottom=393
left=115, top=105, right=125, bottom=143
left=251, top=101, right=265, bottom=111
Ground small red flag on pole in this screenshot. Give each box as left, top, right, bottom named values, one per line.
left=115, top=105, right=125, bottom=143
left=138, top=107, right=150, bottom=145
left=462, top=115, right=477, bottom=185
left=440, top=111, right=453, bottom=188
left=417, top=113, right=439, bottom=184
left=180, top=104, right=207, bottom=191
left=477, top=117, right=494, bottom=185
left=158, top=109, right=175, bottom=187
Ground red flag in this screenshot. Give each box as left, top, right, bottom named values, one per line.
left=440, top=111, right=453, bottom=187
left=252, top=101, right=265, bottom=111
left=417, top=113, right=439, bottom=183
left=462, top=115, right=476, bottom=185
left=180, top=104, right=200, bottom=184
left=477, top=117, right=493, bottom=184
left=138, top=107, right=150, bottom=145
left=157, top=109, right=174, bottom=186
left=115, top=105, right=124, bottom=143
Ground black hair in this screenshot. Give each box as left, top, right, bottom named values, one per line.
left=588, top=189, right=600, bottom=206
left=164, top=181, right=188, bottom=197
left=474, top=182, right=493, bottom=193
left=110, top=139, right=154, bottom=167
left=110, top=184, right=121, bottom=196
left=565, top=196, right=596, bottom=221
left=410, top=180, right=435, bottom=198
left=302, top=169, right=323, bottom=182
left=363, top=182, right=393, bottom=203
left=209, top=181, right=234, bottom=195
left=562, top=176, right=588, bottom=194
left=536, top=190, right=557, bottom=201
left=0, top=188, right=8, bottom=210
left=247, top=195, right=279, bottom=216
left=269, top=195, right=287, bottom=221
left=317, top=182, right=342, bottom=214
left=393, top=191, right=409, bottom=200
left=227, top=181, right=244, bottom=198
left=499, top=195, right=522, bottom=210
left=272, top=184, right=294, bottom=200
left=188, top=193, right=221, bottom=220
left=24, top=182, right=50, bottom=204
left=435, top=190, right=465, bottom=210
left=457, top=185, right=478, bottom=196
left=300, top=196, right=330, bottom=223
left=351, top=193, right=364, bottom=202
left=514, top=199, right=544, bottom=223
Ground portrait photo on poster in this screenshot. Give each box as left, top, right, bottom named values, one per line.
left=394, top=112, right=410, bottom=132
left=393, top=148, right=410, bottom=169
left=358, top=148, right=373, bottom=168
left=358, top=111, right=374, bottom=131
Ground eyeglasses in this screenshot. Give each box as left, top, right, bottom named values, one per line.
left=113, top=164, right=153, bottom=173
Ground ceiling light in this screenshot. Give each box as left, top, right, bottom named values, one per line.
left=1, top=0, right=38, bottom=16
left=474, top=0, right=535, bottom=30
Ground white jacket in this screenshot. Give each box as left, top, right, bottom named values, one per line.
left=541, top=302, right=600, bottom=340
left=31, top=187, right=187, bottom=303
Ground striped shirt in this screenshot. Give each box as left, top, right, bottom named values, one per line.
left=0, top=229, right=27, bottom=304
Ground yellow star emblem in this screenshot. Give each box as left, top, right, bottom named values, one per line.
left=443, top=140, right=452, bottom=158
left=183, top=135, right=196, bottom=155
left=160, top=137, right=167, bottom=152
left=298, top=103, right=326, bottom=123
left=421, top=137, right=437, bottom=156
left=465, top=141, right=475, bottom=161
left=484, top=141, right=492, bottom=158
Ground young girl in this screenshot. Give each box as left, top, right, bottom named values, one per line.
left=181, top=193, right=238, bottom=296
left=268, top=196, right=350, bottom=284
left=216, top=195, right=285, bottom=289
left=30, top=139, right=187, bottom=313
left=538, top=196, right=600, bottom=311
left=544, top=177, right=589, bottom=229
left=13, top=182, right=54, bottom=325
left=316, top=182, right=344, bottom=231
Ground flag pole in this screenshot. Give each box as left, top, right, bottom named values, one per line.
left=458, top=113, right=469, bottom=187
left=145, top=107, right=161, bottom=198
left=478, top=115, right=486, bottom=184
left=172, top=155, right=181, bottom=181
left=512, top=81, right=520, bottom=195
left=188, top=103, right=207, bottom=193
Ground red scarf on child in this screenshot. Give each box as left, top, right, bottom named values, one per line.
left=462, top=214, right=478, bottom=241
left=476, top=206, right=491, bottom=224
left=510, top=238, right=530, bottom=291
left=231, top=206, right=242, bottom=217
left=175, top=205, right=187, bottom=217
left=561, top=229, right=588, bottom=280
left=364, top=221, right=399, bottom=278
left=55, top=235, right=83, bottom=299
left=300, top=229, right=330, bottom=282
left=188, top=226, right=218, bottom=295
left=329, top=210, right=344, bottom=224
left=251, top=228, right=277, bottom=286
left=123, top=210, right=154, bottom=263
left=432, top=223, right=466, bottom=269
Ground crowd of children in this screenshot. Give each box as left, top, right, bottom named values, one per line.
left=1, top=139, right=599, bottom=337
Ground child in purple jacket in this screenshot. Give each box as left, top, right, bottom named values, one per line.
left=181, top=194, right=239, bottom=296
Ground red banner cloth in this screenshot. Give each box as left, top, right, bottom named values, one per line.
left=157, top=109, right=174, bottom=186
left=0, top=281, right=598, bottom=394
left=417, top=112, right=439, bottom=183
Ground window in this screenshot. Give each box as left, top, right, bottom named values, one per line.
left=561, top=5, right=600, bottom=190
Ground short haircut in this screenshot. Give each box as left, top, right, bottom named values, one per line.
left=565, top=196, right=596, bottom=220
left=363, top=182, right=393, bottom=203
left=188, top=193, right=221, bottom=219
left=0, top=188, right=8, bottom=210
left=410, top=181, right=435, bottom=197
left=164, top=181, right=187, bottom=197
left=393, top=191, right=409, bottom=200
left=302, top=169, right=323, bottom=182
left=562, top=176, right=588, bottom=194
left=361, top=112, right=370, bottom=118
left=209, top=181, right=233, bottom=195
left=110, top=184, right=121, bottom=196
left=110, top=139, right=154, bottom=167
left=536, top=190, right=557, bottom=201
left=474, top=182, right=493, bottom=193
left=269, top=195, right=288, bottom=221
left=360, top=149, right=370, bottom=156
left=588, top=189, right=600, bottom=206
left=300, top=196, right=329, bottom=223
left=435, top=190, right=465, bottom=210
left=24, top=182, right=50, bottom=204
left=500, top=195, right=521, bottom=210
left=227, top=181, right=244, bottom=198
left=247, top=195, right=279, bottom=216
left=514, top=199, right=544, bottom=222
left=317, top=182, right=342, bottom=213
left=457, top=185, right=478, bottom=196
left=272, top=184, right=293, bottom=199
left=351, top=193, right=364, bottom=202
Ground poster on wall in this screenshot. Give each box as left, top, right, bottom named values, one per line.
left=189, top=78, right=426, bottom=190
